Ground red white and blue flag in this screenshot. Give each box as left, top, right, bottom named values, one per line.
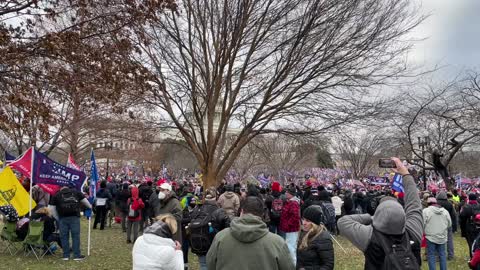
left=66, top=153, right=81, bottom=171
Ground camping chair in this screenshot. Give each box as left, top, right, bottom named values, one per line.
left=23, top=221, right=53, bottom=260
left=1, top=221, right=22, bottom=255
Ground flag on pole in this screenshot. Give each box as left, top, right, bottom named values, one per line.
left=89, top=149, right=99, bottom=201
left=7, top=148, right=59, bottom=194
left=66, top=153, right=81, bottom=171
left=32, top=149, right=86, bottom=192
left=0, top=167, right=36, bottom=216
left=392, top=173, right=404, bottom=193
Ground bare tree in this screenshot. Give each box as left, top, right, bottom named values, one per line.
left=333, top=132, right=386, bottom=179
left=129, top=0, right=424, bottom=187
left=394, top=71, right=480, bottom=187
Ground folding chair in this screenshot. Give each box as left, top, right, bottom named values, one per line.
left=23, top=221, right=53, bottom=260
left=1, top=221, right=22, bottom=255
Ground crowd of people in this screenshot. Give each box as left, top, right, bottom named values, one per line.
left=3, top=157, right=480, bottom=270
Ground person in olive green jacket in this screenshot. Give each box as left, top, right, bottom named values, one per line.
left=207, top=196, right=295, bottom=270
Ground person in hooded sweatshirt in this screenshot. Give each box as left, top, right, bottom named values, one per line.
left=127, top=186, right=145, bottom=244
left=337, top=157, right=423, bottom=269
left=436, top=191, right=456, bottom=260
left=207, top=196, right=294, bottom=270
left=217, top=184, right=240, bottom=218
left=423, top=197, right=451, bottom=270
left=132, top=214, right=184, bottom=270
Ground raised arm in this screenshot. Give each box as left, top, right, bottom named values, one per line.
left=337, top=214, right=373, bottom=252
left=392, top=158, right=423, bottom=244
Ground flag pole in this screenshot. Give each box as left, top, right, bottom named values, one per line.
left=88, top=147, right=95, bottom=256
left=88, top=216, right=91, bottom=256
left=29, top=146, right=35, bottom=216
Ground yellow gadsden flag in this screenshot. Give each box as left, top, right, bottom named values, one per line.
left=0, top=167, right=36, bottom=216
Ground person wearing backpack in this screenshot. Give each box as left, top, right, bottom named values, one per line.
left=206, top=196, right=294, bottom=270
left=50, top=184, right=92, bottom=261
left=423, top=197, right=451, bottom=270
left=116, top=183, right=131, bottom=232
left=297, top=205, right=334, bottom=270
left=188, top=193, right=230, bottom=270
left=280, top=186, right=301, bottom=266
left=93, top=181, right=113, bottom=230
left=338, top=157, right=423, bottom=270
left=139, top=180, right=154, bottom=233
left=460, top=193, right=480, bottom=258
left=127, top=186, right=145, bottom=244
left=265, top=181, right=284, bottom=235
left=317, top=190, right=336, bottom=234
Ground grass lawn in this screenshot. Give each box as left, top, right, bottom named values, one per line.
left=0, top=218, right=472, bottom=269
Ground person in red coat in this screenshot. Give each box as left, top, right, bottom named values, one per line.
left=469, top=214, right=480, bottom=270
left=127, top=186, right=145, bottom=244
left=279, top=186, right=301, bottom=266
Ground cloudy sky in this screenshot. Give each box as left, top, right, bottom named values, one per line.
left=409, top=0, right=480, bottom=76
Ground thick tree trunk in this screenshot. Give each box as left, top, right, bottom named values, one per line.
left=202, top=165, right=219, bottom=190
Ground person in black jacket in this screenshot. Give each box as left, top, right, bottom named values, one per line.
left=343, top=190, right=355, bottom=215
left=93, top=181, right=113, bottom=230
left=460, top=193, right=480, bottom=258
left=297, top=205, right=334, bottom=270
left=189, top=193, right=230, bottom=270
left=115, top=183, right=131, bottom=232
left=31, top=207, right=62, bottom=249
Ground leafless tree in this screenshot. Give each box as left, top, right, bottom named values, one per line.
left=333, top=132, right=387, bottom=179
left=129, top=0, right=424, bottom=187
left=394, top=71, right=480, bottom=187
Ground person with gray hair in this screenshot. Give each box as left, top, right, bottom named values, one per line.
left=338, top=157, right=423, bottom=269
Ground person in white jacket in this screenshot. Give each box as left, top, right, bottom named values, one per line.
left=132, top=214, right=184, bottom=270
left=423, top=197, right=451, bottom=270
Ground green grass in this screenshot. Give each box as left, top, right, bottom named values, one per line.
left=0, top=218, right=472, bottom=269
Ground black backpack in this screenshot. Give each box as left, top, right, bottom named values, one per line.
left=320, top=202, right=336, bottom=231
left=140, top=187, right=153, bottom=208
left=56, top=190, right=80, bottom=217
left=188, top=204, right=217, bottom=256
left=373, top=229, right=419, bottom=270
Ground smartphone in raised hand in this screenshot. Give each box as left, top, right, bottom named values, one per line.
left=379, top=158, right=397, bottom=168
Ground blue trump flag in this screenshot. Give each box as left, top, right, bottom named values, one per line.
left=391, top=173, right=404, bottom=193
left=89, top=149, right=99, bottom=201
left=85, top=149, right=99, bottom=219
left=32, top=149, right=86, bottom=191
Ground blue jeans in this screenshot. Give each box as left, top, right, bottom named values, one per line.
left=447, top=227, right=454, bottom=259
left=426, top=239, right=446, bottom=270
left=59, top=216, right=81, bottom=258
left=284, top=232, right=298, bottom=266
left=198, top=255, right=207, bottom=270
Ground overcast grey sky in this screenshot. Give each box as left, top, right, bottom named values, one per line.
left=409, top=0, right=480, bottom=75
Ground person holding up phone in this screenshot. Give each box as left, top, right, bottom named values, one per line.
left=338, top=157, right=423, bottom=269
